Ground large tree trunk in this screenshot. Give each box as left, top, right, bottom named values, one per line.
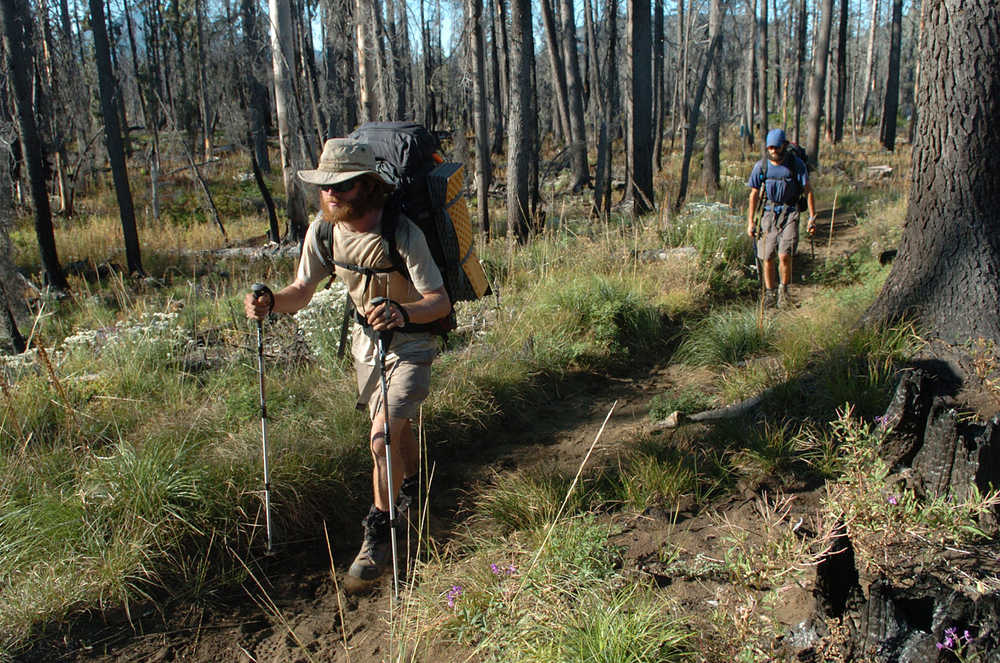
left=270, top=0, right=308, bottom=241
left=90, top=0, right=144, bottom=276
left=0, top=0, right=69, bottom=291
left=832, top=0, right=849, bottom=143
left=627, top=0, right=654, bottom=217
left=878, top=0, right=903, bottom=151
left=865, top=0, right=1000, bottom=348
left=468, top=0, right=491, bottom=241
left=0, top=0, right=69, bottom=290
left=792, top=0, right=806, bottom=142
left=506, top=0, right=540, bottom=243
left=242, top=0, right=270, bottom=172
left=652, top=0, right=664, bottom=171
left=699, top=0, right=723, bottom=193
left=742, top=0, right=757, bottom=147
left=859, top=0, right=880, bottom=127
left=590, top=0, right=617, bottom=221
left=757, top=0, right=768, bottom=137
left=804, top=0, right=834, bottom=166
left=560, top=0, right=590, bottom=192
left=488, top=0, right=506, bottom=155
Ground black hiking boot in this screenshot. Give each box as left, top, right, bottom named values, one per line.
left=762, top=288, right=778, bottom=310
left=347, top=505, right=392, bottom=582
left=777, top=284, right=794, bottom=309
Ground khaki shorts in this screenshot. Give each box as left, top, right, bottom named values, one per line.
left=757, top=208, right=799, bottom=260
left=355, top=356, right=432, bottom=420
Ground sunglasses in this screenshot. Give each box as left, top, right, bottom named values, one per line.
left=320, top=178, right=359, bottom=193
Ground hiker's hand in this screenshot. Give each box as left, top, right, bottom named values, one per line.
left=807, top=216, right=817, bottom=234
left=367, top=299, right=406, bottom=331
left=245, top=285, right=274, bottom=320
left=746, top=223, right=756, bottom=239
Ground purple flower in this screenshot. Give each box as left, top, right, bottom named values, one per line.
left=936, top=642, right=944, bottom=651
left=506, top=564, right=517, bottom=575
left=490, top=563, right=501, bottom=575
left=446, top=585, right=463, bottom=609
left=888, top=495, right=899, bottom=506
left=963, top=630, right=972, bottom=644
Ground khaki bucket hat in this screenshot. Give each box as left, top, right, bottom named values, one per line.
left=297, top=138, right=394, bottom=187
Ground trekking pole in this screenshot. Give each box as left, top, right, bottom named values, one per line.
left=251, top=283, right=274, bottom=554
left=371, top=297, right=400, bottom=599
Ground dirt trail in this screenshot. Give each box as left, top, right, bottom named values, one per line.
left=18, top=210, right=864, bottom=663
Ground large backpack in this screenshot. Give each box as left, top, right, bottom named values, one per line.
left=758, top=142, right=810, bottom=212
left=317, top=122, right=491, bottom=347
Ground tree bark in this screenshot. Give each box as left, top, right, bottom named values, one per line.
left=488, top=0, right=506, bottom=155
left=804, top=0, right=834, bottom=166
left=865, top=0, right=1000, bottom=348
left=591, top=0, right=617, bottom=221
left=878, top=0, right=902, bottom=150
left=627, top=0, right=654, bottom=217
left=757, top=0, right=768, bottom=136
left=0, top=0, right=69, bottom=290
left=506, top=0, right=540, bottom=243
left=699, top=0, right=723, bottom=193
left=833, top=0, right=849, bottom=143
left=242, top=0, right=270, bottom=172
left=793, top=0, right=806, bottom=142
left=91, top=0, right=144, bottom=276
left=859, top=0, right=880, bottom=127
left=270, top=0, right=308, bottom=241
left=560, top=0, right=590, bottom=192
left=469, top=0, right=491, bottom=240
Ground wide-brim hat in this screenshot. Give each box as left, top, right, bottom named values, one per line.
left=297, top=138, right=394, bottom=187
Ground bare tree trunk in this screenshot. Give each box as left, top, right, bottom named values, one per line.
left=488, top=0, right=506, bottom=155
left=627, top=0, right=653, bottom=217
left=758, top=0, right=768, bottom=136
left=271, top=0, right=308, bottom=241
left=859, top=0, right=880, bottom=126
left=865, top=0, right=1000, bottom=348
left=194, top=0, right=213, bottom=161
left=90, top=0, right=143, bottom=276
left=878, top=0, right=902, bottom=150
left=242, top=0, right=270, bottom=171
left=590, top=0, right=617, bottom=220
left=833, top=0, right=849, bottom=142
left=0, top=0, right=68, bottom=290
left=805, top=0, right=834, bottom=165
left=652, top=0, right=664, bottom=170
left=560, top=0, right=590, bottom=191
left=743, top=0, right=757, bottom=147
left=700, top=0, right=723, bottom=193
left=469, top=0, right=491, bottom=240
left=793, top=0, right=806, bottom=141
left=506, top=0, right=540, bottom=243
left=355, top=0, right=377, bottom=121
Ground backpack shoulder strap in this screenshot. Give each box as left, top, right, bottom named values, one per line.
left=380, top=201, right=412, bottom=283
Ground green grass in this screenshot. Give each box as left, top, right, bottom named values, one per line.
left=0, top=136, right=938, bottom=660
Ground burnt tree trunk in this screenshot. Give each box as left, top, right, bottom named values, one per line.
left=878, top=0, right=903, bottom=151
left=865, top=0, right=1000, bottom=348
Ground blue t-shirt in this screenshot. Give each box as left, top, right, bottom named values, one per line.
left=747, top=154, right=808, bottom=205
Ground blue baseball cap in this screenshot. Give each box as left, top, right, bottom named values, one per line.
left=766, top=129, right=787, bottom=147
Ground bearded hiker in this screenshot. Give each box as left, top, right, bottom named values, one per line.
left=746, top=128, right=817, bottom=309
left=244, top=138, right=450, bottom=591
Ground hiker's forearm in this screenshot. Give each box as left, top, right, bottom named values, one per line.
left=272, top=280, right=317, bottom=314
left=400, top=289, right=450, bottom=324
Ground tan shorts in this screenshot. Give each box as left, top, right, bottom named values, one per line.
left=355, top=355, right=432, bottom=420
left=757, top=209, right=799, bottom=260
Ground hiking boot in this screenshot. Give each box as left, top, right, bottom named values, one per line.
left=777, top=284, right=794, bottom=309
left=348, top=505, right=392, bottom=581
left=762, top=288, right=777, bottom=310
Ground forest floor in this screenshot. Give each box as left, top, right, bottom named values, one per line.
left=18, top=211, right=864, bottom=663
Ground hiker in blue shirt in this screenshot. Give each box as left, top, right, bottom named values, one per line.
left=745, top=129, right=817, bottom=309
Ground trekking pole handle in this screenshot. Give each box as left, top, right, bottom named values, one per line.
left=251, top=283, right=274, bottom=314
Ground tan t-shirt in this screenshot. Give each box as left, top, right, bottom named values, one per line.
left=297, top=212, right=444, bottom=364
